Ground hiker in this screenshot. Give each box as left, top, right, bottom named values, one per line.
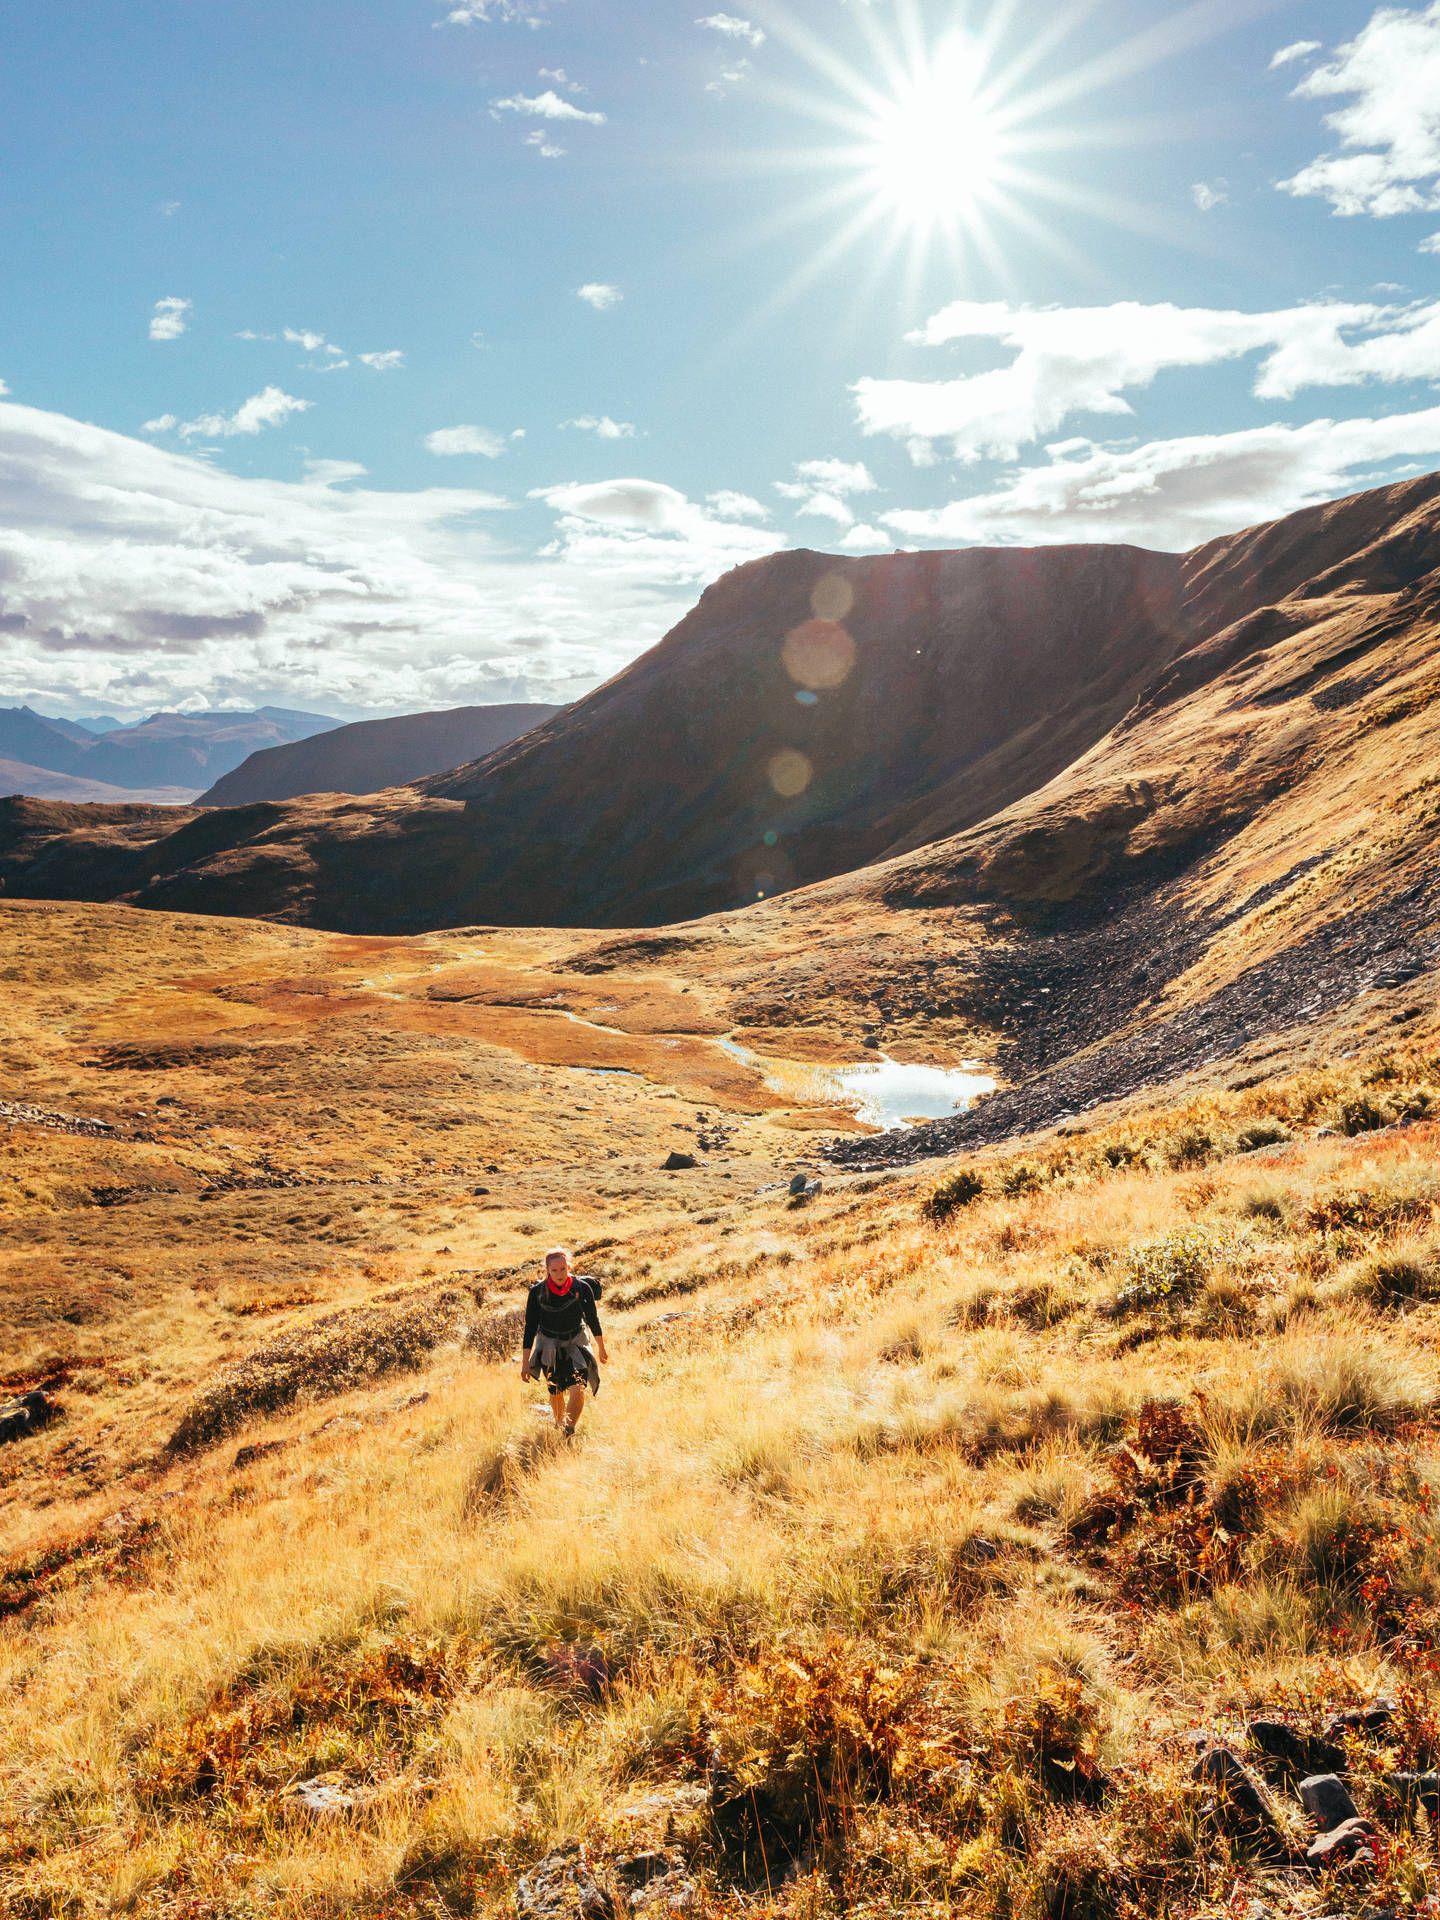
left=521, top=1247, right=608, bottom=1435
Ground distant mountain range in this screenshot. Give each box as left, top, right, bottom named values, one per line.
left=0, top=706, right=340, bottom=797
left=200, top=704, right=560, bottom=805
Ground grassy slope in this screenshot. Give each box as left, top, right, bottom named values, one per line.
left=3, top=892, right=1440, bottom=1919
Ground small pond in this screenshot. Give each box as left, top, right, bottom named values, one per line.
left=718, top=1040, right=996, bottom=1130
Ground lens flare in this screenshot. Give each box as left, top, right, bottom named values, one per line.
left=767, top=749, right=813, bottom=798
left=810, top=572, right=855, bottom=621
left=783, top=619, right=856, bottom=691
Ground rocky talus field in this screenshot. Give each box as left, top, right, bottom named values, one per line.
left=3, top=475, right=1440, bottom=1920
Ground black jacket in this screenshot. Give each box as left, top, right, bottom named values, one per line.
left=523, top=1276, right=602, bottom=1348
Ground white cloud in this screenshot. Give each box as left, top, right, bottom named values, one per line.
left=0, top=396, right=723, bottom=716
left=1281, top=2, right=1440, bottom=217
left=158, top=200, right=180, bottom=218
left=358, top=349, right=405, bottom=371
left=425, top=425, right=508, bottom=457
left=525, top=130, right=566, bottom=158
left=879, top=405, right=1440, bottom=551
left=538, top=67, right=582, bottom=89
left=178, top=387, right=312, bottom=440
left=493, top=89, right=605, bottom=123
left=774, top=458, right=878, bottom=525
left=149, top=297, right=192, bottom=342
left=838, top=524, right=889, bottom=551
left=142, top=415, right=177, bottom=434
left=1270, top=39, right=1321, bottom=69
left=707, top=489, right=768, bottom=519
left=284, top=327, right=327, bottom=352
left=562, top=415, right=638, bottom=438
left=1192, top=180, right=1227, bottom=211
left=854, top=295, right=1440, bottom=464
left=1422, top=231, right=1440, bottom=251
left=696, top=13, right=764, bottom=46
left=577, top=283, right=622, bottom=310
left=528, top=478, right=780, bottom=584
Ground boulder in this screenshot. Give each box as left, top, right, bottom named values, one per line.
left=0, top=1390, right=57, bottom=1444
left=1191, top=1746, right=1279, bottom=1832
left=662, top=1152, right=698, bottom=1171
left=1386, top=1769, right=1440, bottom=1814
left=1300, top=1773, right=1360, bottom=1831
left=1248, top=1719, right=1346, bottom=1775
left=788, top=1172, right=810, bottom=1194
left=1322, top=1701, right=1394, bottom=1742
left=1305, top=1816, right=1377, bottom=1868
left=515, top=1842, right=615, bottom=1920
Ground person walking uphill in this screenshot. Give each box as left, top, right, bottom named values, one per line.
left=521, top=1247, right=609, bottom=1436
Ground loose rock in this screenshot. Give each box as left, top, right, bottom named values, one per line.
left=1300, top=1773, right=1359, bottom=1831
left=662, top=1152, right=698, bottom=1171
left=515, top=1842, right=615, bottom=1920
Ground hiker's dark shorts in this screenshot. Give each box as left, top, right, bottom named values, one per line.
left=537, top=1349, right=587, bottom=1393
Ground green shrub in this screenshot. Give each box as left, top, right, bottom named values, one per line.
left=924, top=1166, right=986, bottom=1220
left=1165, top=1126, right=1215, bottom=1169
left=1108, top=1230, right=1217, bottom=1317
left=1000, top=1161, right=1043, bottom=1197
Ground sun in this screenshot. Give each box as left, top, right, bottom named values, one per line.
left=710, top=1, right=1213, bottom=336
left=863, top=33, right=1006, bottom=231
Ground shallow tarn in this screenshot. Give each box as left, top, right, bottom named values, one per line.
left=719, top=1038, right=995, bottom=1128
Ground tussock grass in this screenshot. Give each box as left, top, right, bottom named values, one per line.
left=7, top=1045, right=1440, bottom=1920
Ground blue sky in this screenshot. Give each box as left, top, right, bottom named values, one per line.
left=2, top=0, right=1440, bottom=718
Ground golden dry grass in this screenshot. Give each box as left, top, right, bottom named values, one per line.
left=4, top=901, right=1440, bottom=1919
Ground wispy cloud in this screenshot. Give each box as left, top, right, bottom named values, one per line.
left=425, top=425, right=507, bottom=456
left=493, top=89, right=605, bottom=123
left=358, top=349, right=405, bottom=371
left=142, top=414, right=177, bottom=434
left=1192, top=180, right=1228, bottom=211
left=1270, top=39, right=1321, bottom=69
left=149, top=297, right=192, bottom=342
left=1281, top=3, right=1440, bottom=217
left=178, top=387, right=312, bottom=440
left=577, top=283, right=622, bottom=310
left=562, top=415, right=637, bottom=439
left=696, top=13, right=764, bottom=47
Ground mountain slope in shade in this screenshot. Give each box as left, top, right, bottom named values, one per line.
left=1, top=471, right=1438, bottom=937
left=0, top=758, right=200, bottom=805
left=200, top=703, right=560, bottom=805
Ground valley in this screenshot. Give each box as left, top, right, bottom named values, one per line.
left=3, top=474, right=1440, bottom=1920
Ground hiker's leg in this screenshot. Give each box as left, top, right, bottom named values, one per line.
left=549, top=1388, right=566, bottom=1427
left=564, top=1383, right=586, bottom=1430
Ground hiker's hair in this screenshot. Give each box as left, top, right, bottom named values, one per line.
left=544, top=1246, right=573, bottom=1269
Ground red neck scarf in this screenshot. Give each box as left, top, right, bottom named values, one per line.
left=546, top=1268, right=574, bottom=1297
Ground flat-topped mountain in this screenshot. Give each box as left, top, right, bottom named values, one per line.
left=2, top=472, right=1438, bottom=933
left=200, top=702, right=560, bottom=805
